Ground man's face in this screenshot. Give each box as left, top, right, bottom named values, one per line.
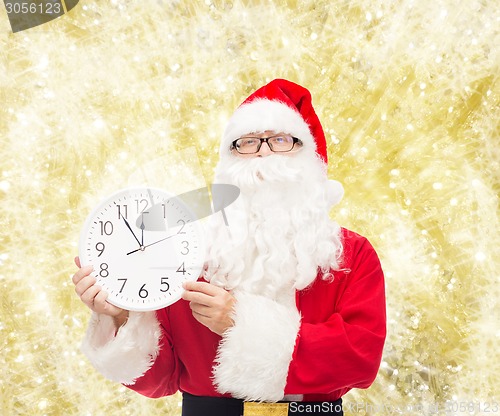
left=230, top=130, right=303, bottom=159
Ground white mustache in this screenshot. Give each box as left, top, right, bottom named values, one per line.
left=218, top=155, right=305, bottom=189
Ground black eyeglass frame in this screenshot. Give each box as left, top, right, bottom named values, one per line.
left=230, top=135, right=303, bottom=154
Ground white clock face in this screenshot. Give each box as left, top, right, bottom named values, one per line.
left=78, top=187, right=206, bottom=311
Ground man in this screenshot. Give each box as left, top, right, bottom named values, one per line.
left=72, top=79, right=386, bottom=415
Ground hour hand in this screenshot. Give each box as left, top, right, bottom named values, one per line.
left=123, top=218, right=142, bottom=247
left=140, top=213, right=145, bottom=246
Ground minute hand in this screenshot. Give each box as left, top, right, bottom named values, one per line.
left=123, top=218, right=142, bottom=247
left=126, top=234, right=176, bottom=255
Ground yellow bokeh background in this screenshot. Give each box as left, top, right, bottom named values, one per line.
left=0, top=1, right=498, bottom=415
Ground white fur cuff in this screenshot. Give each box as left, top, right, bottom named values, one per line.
left=80, top=311, right=161, bottom=385
left=213, top=291, right=301, bottom=402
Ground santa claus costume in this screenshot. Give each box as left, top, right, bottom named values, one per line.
left=81, top=79, right=386, bottom=416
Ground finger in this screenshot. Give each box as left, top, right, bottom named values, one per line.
left=72, top=265, right=94, bottom=285
left=183, top=281, right=223, bottom=296
left=182, top=290, right=212, bottom=306
left=74, top=274, right=97, bottom=297
left=189, top=302, right=212, bottom=318
left=80, top=284, right=101, bottom=307
left=94, top=290, right=120, bottom=315
left=74, top=256, right=81, bottom=268
left=93, top=290, right=119, bottom=315
left=190, top=306, right=233, bottom=336
left=93, top=289, right=109, bottom=308
left=191, top=310, right=209, bottom=327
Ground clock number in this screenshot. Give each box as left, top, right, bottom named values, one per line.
left=95, top=242, right=105, bottom=257
left=139, top=284, right=149, bottom=298
left=117, top=278, right=127, bottom=293
left=176, top=262, right=186, bottom=275
left=135, top=199, right=149, bottom=214
left=160, top=277, right=170, bottom=292
left=99, top=263, right=109, bottom=277
left=99, top=221, right=113, bottom=236
left=117, top=204, right=128, bottom=219
left=180, top=241, right=189, bottom=255
left=177, top=219, right=187, bottom=234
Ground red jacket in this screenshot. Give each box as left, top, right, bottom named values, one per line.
left=127, top=228, right=386, bottom=401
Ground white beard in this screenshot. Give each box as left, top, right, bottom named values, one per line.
left=204, top=151, right=343, bottom=303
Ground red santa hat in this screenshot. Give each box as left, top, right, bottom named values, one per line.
left=221, top=79, right=328, bottom=164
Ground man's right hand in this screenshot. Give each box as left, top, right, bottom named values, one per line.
left=72, top=256, right=129, bottom=328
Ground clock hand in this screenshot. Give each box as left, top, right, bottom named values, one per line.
left=126, top=233, right=176, bottom=255
left=123, top=218, right=142, bottom=247
left=140, top=213, right=145, bottom=246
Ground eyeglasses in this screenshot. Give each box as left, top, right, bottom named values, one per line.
left=231, top=134, right=303, bottom=154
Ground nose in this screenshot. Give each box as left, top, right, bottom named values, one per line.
left=256, top=141, right=273, bottom=157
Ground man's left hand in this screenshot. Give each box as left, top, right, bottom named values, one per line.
left=182, top=281, right=235, bottom=336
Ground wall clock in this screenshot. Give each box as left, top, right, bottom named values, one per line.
left=78, top=187, right=205, bottom=311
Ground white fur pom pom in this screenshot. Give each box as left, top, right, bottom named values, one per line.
left=326, top=180, right=344, bottom=206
